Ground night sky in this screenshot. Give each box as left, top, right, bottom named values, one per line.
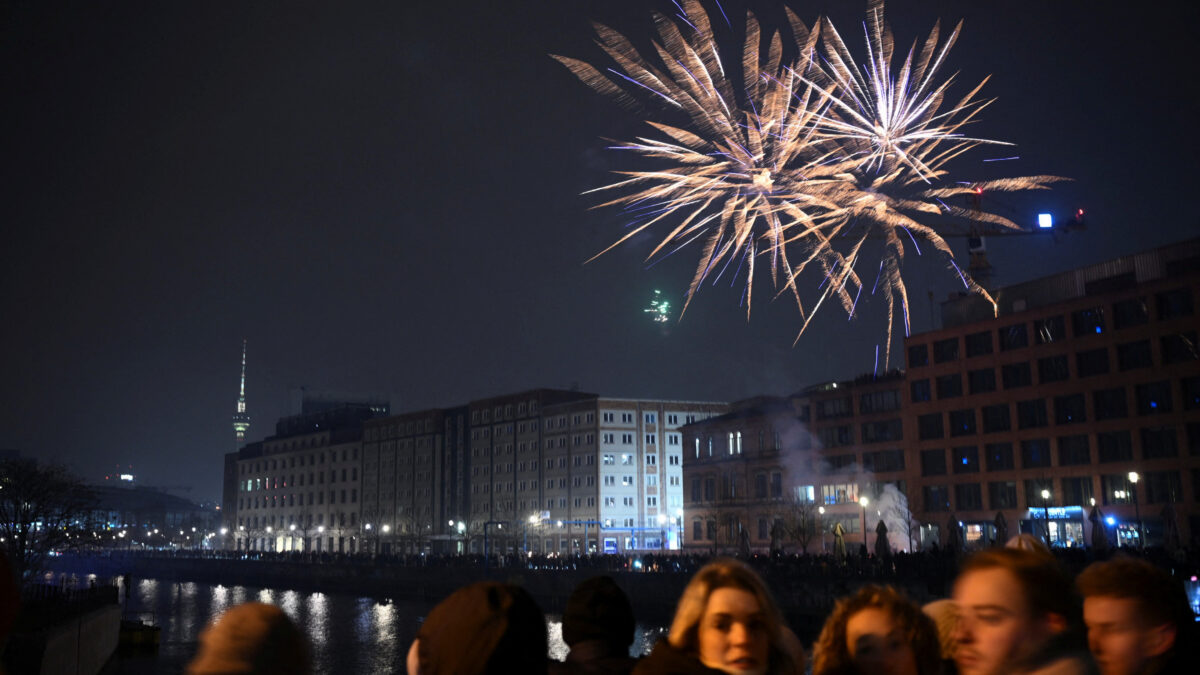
left=2, top=1, right=1197, bottom=501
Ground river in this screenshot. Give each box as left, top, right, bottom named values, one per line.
left=110, top=576, right=666, bottom=674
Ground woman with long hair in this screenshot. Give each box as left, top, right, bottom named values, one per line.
left=633, top=558, right=800, bottom=675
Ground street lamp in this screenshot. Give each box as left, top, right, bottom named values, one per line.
left=1128, top=471, right=1142, bottom=549
left=818, top=506, right=826, bottom=553
left=1040, top=489, right=1052, bottom=546
left=859, top=496, right=870, bottom=551
left=676, top=508, right=684, bottom=550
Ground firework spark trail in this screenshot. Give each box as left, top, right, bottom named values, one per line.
left=552, top=0, right=1066, bottom=361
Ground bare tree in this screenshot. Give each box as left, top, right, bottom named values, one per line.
left=777, top=497, right=819, bottom=554
left=0, top=459, right=96, bottom=582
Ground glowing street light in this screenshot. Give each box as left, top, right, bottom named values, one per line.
left=859, top=496, right=870, bottom=550
left=1128, top=471, right=1143, bottom=549
left=1040, top=488, right=1052, bottom=546
left=818, top=506, right=826, bottom=553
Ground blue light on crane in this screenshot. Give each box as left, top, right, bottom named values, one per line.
left=1037, top=213, right=1053, bottom=229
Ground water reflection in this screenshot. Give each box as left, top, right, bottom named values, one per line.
left=111, top=579, right=666, bottom=674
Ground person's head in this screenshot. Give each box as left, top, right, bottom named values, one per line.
left=1076, top=557, right=1190, bottom=675
left=811, top=585, right=941, bottom=675
left=187, top=602, right=311, bottom=675
left=668, top=558, right=793, bottom=675
left=921, top=599, right=960, bottom=663
left=561, top=575, right=635, bottom=654
left=952, top=548, right=1075, bottom=675
left=407, top=582, right=547, bottom=675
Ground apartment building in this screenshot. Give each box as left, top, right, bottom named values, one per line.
left=229, top=403, right=384, bottom=553
left=679, top=237, right=1200, bottom=554
left=681, top=377, right=911, bottom=555
left=905, top=238, right=1200, bottom=548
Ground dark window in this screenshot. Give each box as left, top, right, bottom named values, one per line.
left=691, top=478, right=702, bottom=503
left=1117, top=340, right=1153, bottom=371
left=861, top=419, right=903, bottom=443
left=1024, top=478, right=1054, bottom=509
left=1136, top=381, right=1173, bottom=415
left=921, top=449, right=947, bottom=476
left=918, top=413, right=944, bottom=440
left=968, top=368, right=997, bottom=394
left=1156, top=288, right=1194, bottom=320
left=1189, top=422, right=1200, bottom=456
left=933, top=338, right=959, bottom=363
left=754, top=474, right=767, bottom=499
left=706, top=520, right=716, bottom=540
left=1072, top=307, right=1106, bottom=336
left=1161, top=332, right=1199, bottom=365
left=982, top=404, right=1011, bottom=433
left=1140, top=427, right=1178, bottom=459
left=1017, top=399, right=1048, bottom=429
left=908, top=344, right=929, bottom=367
left=937, top=374, right=963, bottom=399
left=862, top=449, right=905, bottom=473
left=816, top=396, right=853, bottom=420
left=771, top=473, right=782, bottom=498
left=1186, top=376, right=1200, bottom=411
left=1062, top=477, right=1094, bottom=506
left=704, top=478, right=715, bottom=501
left=1057, top=435, right=1090, bottom=465
left=1002, top=362, right=1032, bottom=389
left=693, top=521, right=703, bottom=541
left=1101, top=474, right=1133, bottom=506
left=1034, top=315, right=1066, bottom=344
left=1038, top=355, right=1070, bottom=384
left=910, top=379, right=931, bottom=402
left=1097, top=431, right=1134, bottom=463
left=955, top=483, right=983, bottom=510
left=988, top=481, right=1018, bottom=509
left=1112, top=297, right=1149, bottom=329
left=985, top=442, right=1014, bottom=471
left=1093, top=387, right=1128, bottom=420
left=1144, top=471, right=1182, bottom=504
left=1021, top=439, right=1051, bottom=468
left=817, top=425, right=854, bottom=448
left=949, top=409, right=977, bottom=437
left=952, top=446, right=980, bottom=474
left=860, top=390, right=902, bottom=413
left=826, top=453, right=858, bottom=472
left=999, top=323, right=1029, bottom=351
left=923, top=485, right=951, bottom=512
left=1054, top=394, right=1087, bottom=425
left=966, top=331, right=993, bottom=357
left=1076, top=348, right=1110, bottom=377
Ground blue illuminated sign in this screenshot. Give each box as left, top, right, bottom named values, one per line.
left=1027, top=506, right=1083, bottom=519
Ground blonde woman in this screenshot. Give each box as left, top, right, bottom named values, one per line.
left=633, top=559, right=800, bottom=675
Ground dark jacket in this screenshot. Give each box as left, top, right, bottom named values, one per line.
left=548, top=639, right=638, bottom=675
left=631, top=640, right=727, bottom=675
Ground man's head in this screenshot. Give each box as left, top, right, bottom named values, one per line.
left=952, top=548, right=1074, bottom=675
left=408, top=582, right=547, bottom=675
left=561, top=576, right=635, bottom=653
left=1076, top=557, right=1189, bottom=675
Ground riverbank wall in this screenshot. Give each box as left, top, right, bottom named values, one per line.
left=47, top=554, right=946, bottom=641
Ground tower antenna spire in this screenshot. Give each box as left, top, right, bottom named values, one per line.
left=232, top=339, right=251, bottom=446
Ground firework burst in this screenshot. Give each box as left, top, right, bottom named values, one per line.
left=554, top=0, right=1065, bottom=364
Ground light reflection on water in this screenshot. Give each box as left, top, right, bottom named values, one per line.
left=113, top=579, right=665, bottom=674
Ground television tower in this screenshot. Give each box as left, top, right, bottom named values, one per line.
left=232, top=339, right=251, bottom=447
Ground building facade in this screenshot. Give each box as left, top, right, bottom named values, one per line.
left=904, top=238, right=1200, bottom=549
left=681, top=238, right=1200, bottom=554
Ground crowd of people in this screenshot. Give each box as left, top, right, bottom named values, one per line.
left=182, top=537, right=1196, bottom=675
